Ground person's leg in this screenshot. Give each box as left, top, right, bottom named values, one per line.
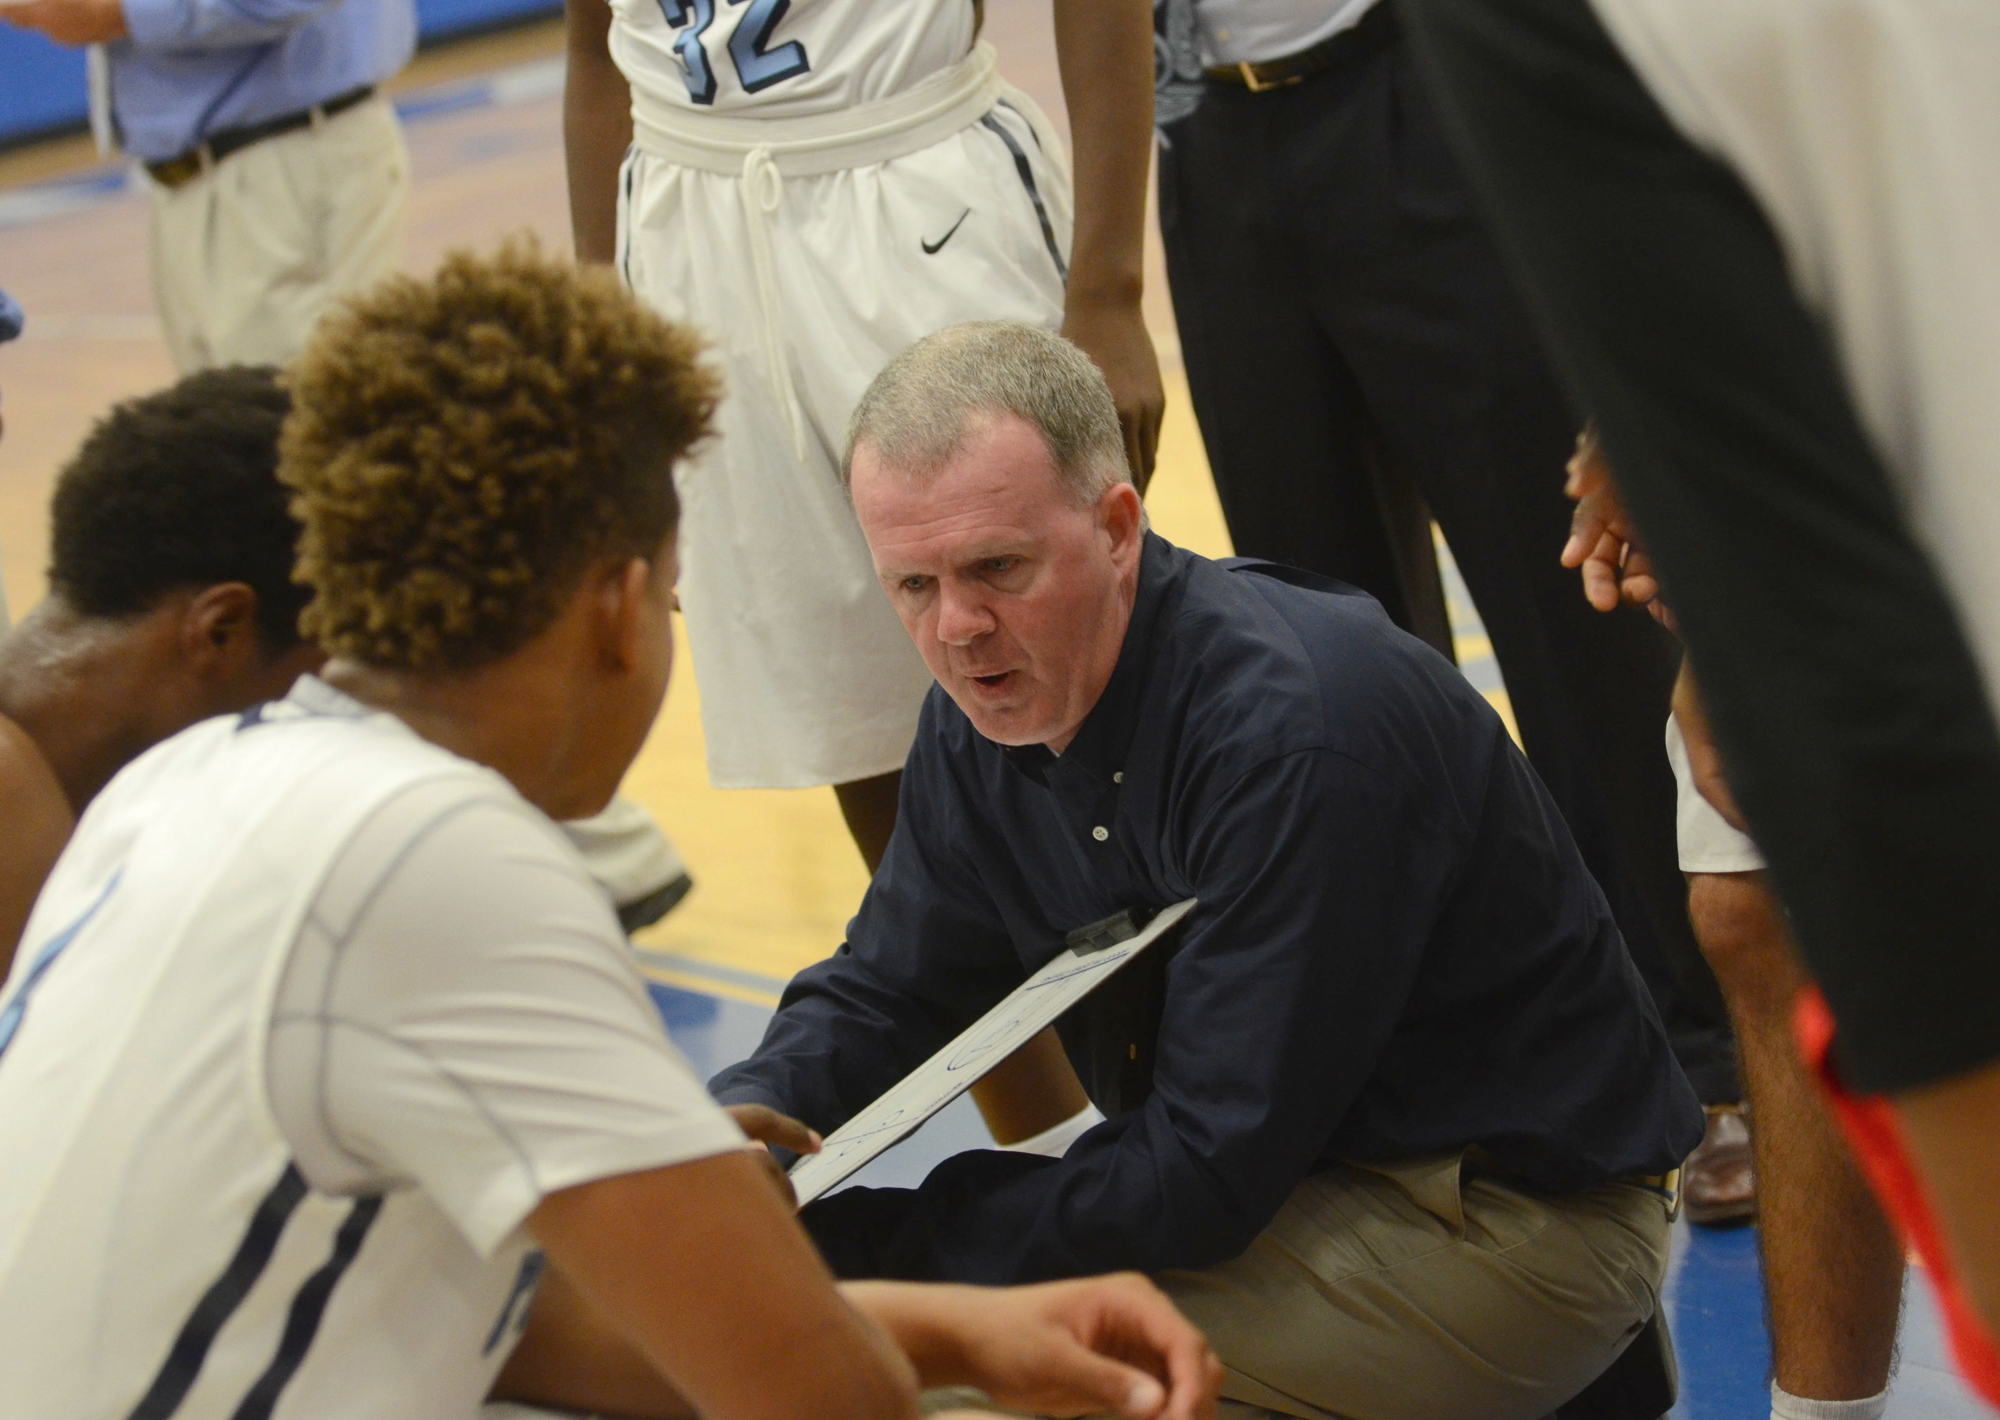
left=1690, top=871, right=1903, bottom=1410
left=1269, top=22, right=1739, bottom=1119
left=145, top=177, right=213, bottom=373
left=167, top=96, right=409, bottom=372
left=1157, top=83, right=1450, bottom=657
left=1157, top=1156, right=1669, bottom=1420
left=1402, top=0, right=2000, bottom=1356
left=310, top=94, right=411, bottom=322
left=561, top=797, right=695, bottom=933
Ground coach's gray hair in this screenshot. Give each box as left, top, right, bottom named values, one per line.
left=841, top=322, right=1126, bottom=505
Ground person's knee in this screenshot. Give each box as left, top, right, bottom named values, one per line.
left=1687, top=871, right=1798, bottom=1008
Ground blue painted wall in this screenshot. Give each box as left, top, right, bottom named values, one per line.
left=0, top=0, right=560, bottom=148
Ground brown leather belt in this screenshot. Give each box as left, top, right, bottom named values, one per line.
left=1204, top=3, right=1396, bottom=92
left=145, top=85, right=376, bottom=190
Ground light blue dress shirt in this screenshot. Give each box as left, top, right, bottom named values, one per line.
left=107, top=0, right=415, bottom=161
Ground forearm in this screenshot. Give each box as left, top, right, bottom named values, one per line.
left=1050, top=0, right=1152, bottom=306
left=492, top=1265, right=697, bottom=1420
left=564, top=0, right=631, bottom=265
left=528, top=1154, right=922, bottom=1420
left=844, top=1281, right=993, bottom=1391
left=802, top=1116, right=1269, bottom=1285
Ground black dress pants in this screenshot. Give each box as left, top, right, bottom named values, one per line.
left=1398, top=0, right=2000, bottom=1093
left=1158, top=5, right=1739, bottom=1102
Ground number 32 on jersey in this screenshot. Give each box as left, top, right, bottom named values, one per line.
left=658, top=0, right=811, bottom=103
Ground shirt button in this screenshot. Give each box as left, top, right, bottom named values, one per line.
left=1112, top=772, right=1124, bottom=784
left=1092, top=825, right=1110, bottom=842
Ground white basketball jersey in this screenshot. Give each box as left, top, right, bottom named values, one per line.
left=609, top=0, right=978, bottom=118
left=0, top=682, right=744, bottom=1417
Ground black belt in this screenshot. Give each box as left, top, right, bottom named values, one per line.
left=1204, top=2, right=1397, bottom=92
left=146, top=85, right=377, bottom=190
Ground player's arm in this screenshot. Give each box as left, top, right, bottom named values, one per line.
left=501, top=1175, right=1219, bottom=1420
left=0, top=720, right=75, bottom=975
left=565, top=0, right=633, bottom=265
left=1050, top=0, right=1164, bottom=487
left=499, top=1151, right=923, bottom=1420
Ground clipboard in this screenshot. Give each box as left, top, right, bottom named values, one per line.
left=787, top=897, right=1197, bottom=1206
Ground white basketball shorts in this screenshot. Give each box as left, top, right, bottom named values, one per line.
left=619, top=47, right=1073, bottom=789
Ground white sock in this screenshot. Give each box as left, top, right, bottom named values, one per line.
left=1000, top=1103, right=1105, bottom=1158
left=1771, top=1381, right=1889, bottom=1420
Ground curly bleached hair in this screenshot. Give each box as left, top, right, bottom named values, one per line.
left=279, top=239, right=718, bottom=672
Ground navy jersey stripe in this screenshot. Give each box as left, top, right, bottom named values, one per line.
left=619, top=147, right=640, bottom=290
left=126, top=1164, right=309, bottom=1419
left=979, top=112, right=1068, bottom=282
left=230, top=1194, right=385, bottom=1419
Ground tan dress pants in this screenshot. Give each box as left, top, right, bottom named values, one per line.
left=1160, top=1154, right=1671, bottom=1420
left=145, top=92, right=408, bottom=373
left=936, top=1154, right=1672, bottom=1420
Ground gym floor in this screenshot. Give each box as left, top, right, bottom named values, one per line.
left=0, top=12, right=1984, bottom=1417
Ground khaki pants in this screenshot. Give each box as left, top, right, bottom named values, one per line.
left=939, top=1156, right=1670, bottom=1420
left=1160, top=1156, right=1670, bottom=1420
left=146, top=92, right=409, bottom=373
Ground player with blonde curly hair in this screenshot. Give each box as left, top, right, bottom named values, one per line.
left=0, top=241, right=1217, bottom=1420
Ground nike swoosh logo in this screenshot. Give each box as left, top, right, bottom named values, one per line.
left=921, top=209, right=972, bottom=255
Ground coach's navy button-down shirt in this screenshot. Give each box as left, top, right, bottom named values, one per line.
left=711, top=534, right=1702, bottom=1284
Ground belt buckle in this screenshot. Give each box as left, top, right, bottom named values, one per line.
left=1237, top=60, right=1303, bottom=93
left=149, top=152, right=205, bottom=190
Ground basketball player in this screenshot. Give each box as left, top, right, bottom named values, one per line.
left=563, top=0, right=1159, bottom=1147
left=0, top=365, right=318, bottom=967
left=0, top=244, right=1218, bottom=1420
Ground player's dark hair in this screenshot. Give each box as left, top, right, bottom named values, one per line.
left=47, top=365, right=307, bottom=650
left=280, top=239, right=716, bottom=672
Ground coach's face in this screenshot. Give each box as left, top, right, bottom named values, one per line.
left=853, top=413, right=1143, bottom=753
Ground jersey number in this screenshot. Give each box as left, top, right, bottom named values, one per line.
left=655, top=0, right=810, bottom=105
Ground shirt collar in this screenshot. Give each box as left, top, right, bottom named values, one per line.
left=1001, top=532, right=1180, bottom=786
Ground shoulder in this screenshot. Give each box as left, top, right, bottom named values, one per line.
left=1162, top=550, right=1470, bottom=755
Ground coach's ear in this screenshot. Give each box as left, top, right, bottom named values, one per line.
left=1099, top=481, right=1144, bottom=575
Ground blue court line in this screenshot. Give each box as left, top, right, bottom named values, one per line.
left=632, top=946, right=791, bottom=1001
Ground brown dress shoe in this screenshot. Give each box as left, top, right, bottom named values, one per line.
left=1683, top=1103, right=1756, bottom=1226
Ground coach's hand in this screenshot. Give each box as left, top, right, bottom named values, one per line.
left=1064, top=294, right=1164, bottom=493
left=858, top=1273, right=1221, bottom=1420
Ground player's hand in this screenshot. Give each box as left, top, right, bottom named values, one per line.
left=1062, top=294, right=1164, bottom=493
left=918, top=1274, right=1221, bottom=1420
left=725, top=1103, right=819, bottom=1208
left=1561, top=424, right=1673, bottom=628
left=2, top=0, right=127, bottom=45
